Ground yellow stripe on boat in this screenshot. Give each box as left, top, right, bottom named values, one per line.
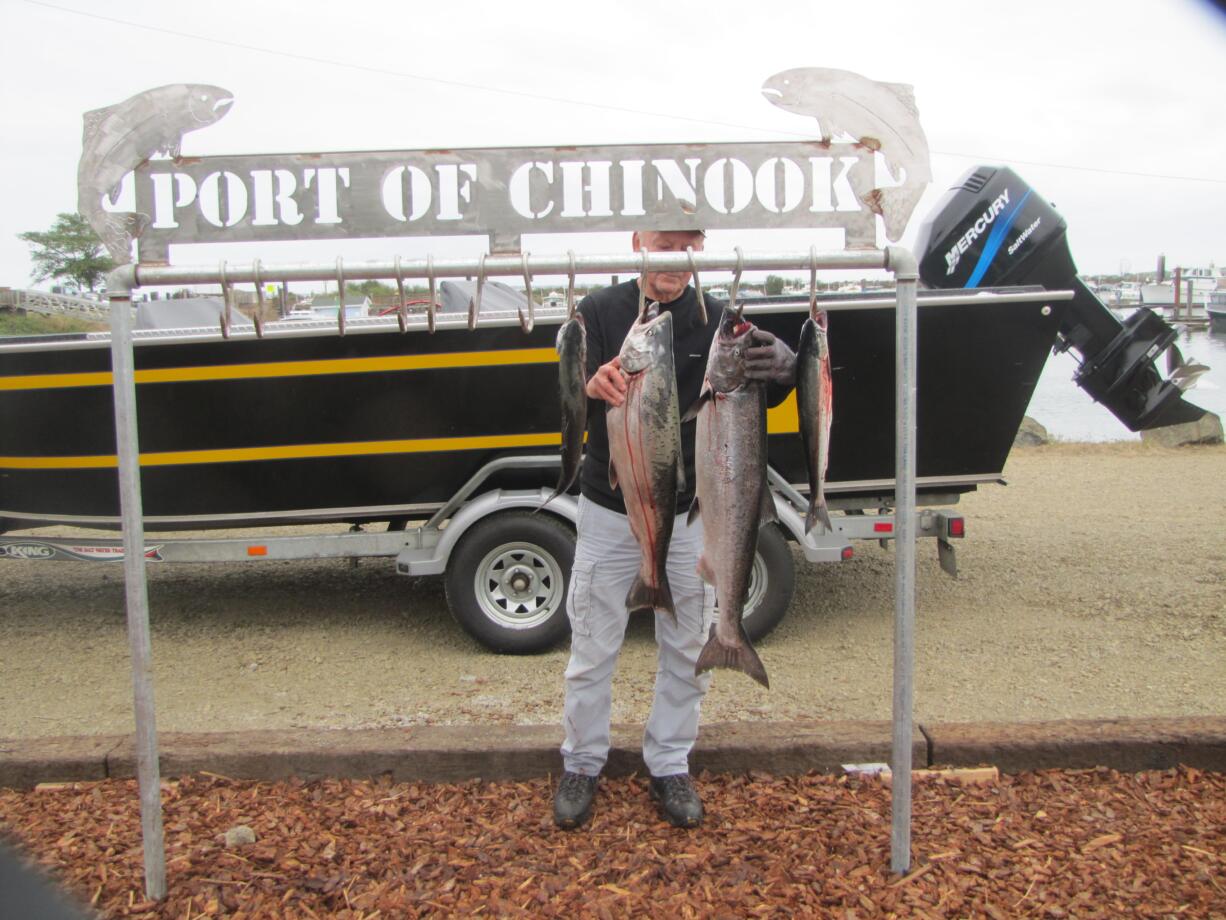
left=0, top=432, right=562, bottom=470
left=0, top=348, right=559, bottom=391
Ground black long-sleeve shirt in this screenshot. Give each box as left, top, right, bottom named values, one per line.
left=577, top=280, right=790, bottom=515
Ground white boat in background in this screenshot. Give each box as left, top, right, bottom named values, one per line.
left=1208, top=291, right=1226, bottom=334
left=1139, top=266, right=1222, bottom=308
left=1115, top=281, right=1141, bottom=305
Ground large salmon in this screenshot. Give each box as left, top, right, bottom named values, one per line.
left=687, top=311, right=774, bottom=688
left=796, top=309, right=834, bottom=533
left=540, top=314, right=587, bottom=510
left=606, top=304, right=685, bottom=618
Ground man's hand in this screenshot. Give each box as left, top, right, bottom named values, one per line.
left=587, top=356, right=628, bottom=406
left=744, top=328, right=797, bottom=386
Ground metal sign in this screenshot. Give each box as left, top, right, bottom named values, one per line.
left=78, top=69, right=933, bottom=264
left=133, top=141, right=880, bottom=260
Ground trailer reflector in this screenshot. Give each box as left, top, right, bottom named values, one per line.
left=842, top=546, right=854, bottom=560
left=947, top=517, right=965, bottom=538
left=873, top=522, right=893, bottom=533
left=246, top=545, right=268, bottom=556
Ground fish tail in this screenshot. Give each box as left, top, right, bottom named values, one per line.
left=805, top=497, right=834, bottom=534
left=695, top=624, right=769, bottom=689
left=626, top=572, right=675, bottom=619
left=537, top=462, right=579, bottom=513
left=535, top=487, right=562, bottom=514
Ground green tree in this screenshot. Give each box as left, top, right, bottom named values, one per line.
left=765, top=274, right=786, bottom=296
left=18, top=212, right=114, bottom=293
left=355, top=280, right=396, bottom=299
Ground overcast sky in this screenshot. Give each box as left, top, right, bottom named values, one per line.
left=2, top=0, right=1224, bottom=291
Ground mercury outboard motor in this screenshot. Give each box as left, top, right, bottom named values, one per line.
left=913, top=165, right=1205, bottom=431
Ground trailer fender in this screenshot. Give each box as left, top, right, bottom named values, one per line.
left=771, top=493, right=853, bottom=563
left=395, top=489, right=579, bottom=576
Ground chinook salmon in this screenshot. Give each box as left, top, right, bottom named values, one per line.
left=606, top=303, right=685, bottom=618
left=540, top=314, right=587, bottom=510
left=686, top=311, right=774, bottom=688
left=796, top=309, right=834, bottom=533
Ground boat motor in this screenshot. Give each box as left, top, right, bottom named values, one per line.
left=913, top=165, right=1205, bottom=431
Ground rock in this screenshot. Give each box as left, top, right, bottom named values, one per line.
left=1139, top=411, right=1223, bottom=447
left=1013, top=416, right=1050, bottom=447
left=224, top=825, right=256, bottom=847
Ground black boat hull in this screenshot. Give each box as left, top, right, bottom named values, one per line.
left=0, top=298, right=1065, bottom=531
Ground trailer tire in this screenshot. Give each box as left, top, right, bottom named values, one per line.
left=741, top=524, right=795, bottom=642
left=444, top=511, right=575, bottom=654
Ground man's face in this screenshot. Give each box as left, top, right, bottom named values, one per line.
left=632, top=230, right=705, bottom=304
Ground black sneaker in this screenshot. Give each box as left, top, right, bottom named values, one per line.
left=649, top=773, right=703, bottom=828
left=553, top=771, right=598, bottom=829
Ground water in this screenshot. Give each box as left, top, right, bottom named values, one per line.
left=1026, top=320, right=1226, bottom=442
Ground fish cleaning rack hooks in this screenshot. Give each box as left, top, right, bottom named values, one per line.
left=122, top=246, right=909, bottom=339
left=103, top=241, right=934, bottom=891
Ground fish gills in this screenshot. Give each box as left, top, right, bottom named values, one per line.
left=796, top=313, right=833, bottom=533
left=540, top=314, right=587, bottom=510
left=606, top=310, right=682, bottom=619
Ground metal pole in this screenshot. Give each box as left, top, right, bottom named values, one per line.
left=886, top=247, right=919, bottom=874
left=133, top=248, right=889, bottom=288
left=107, top=265, right=166, bottom=900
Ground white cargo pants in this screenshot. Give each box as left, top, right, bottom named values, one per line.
left=561, top=496, right=713, bottom=778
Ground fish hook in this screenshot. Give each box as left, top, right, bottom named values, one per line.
left=335, top=257, right=347, bottom=336
left=566, top=250, right=577, bottom=319
left=808, top=244, right=819, bottom=322
left=637, top=247, right=650, bottom=319
left=730, top=246, right=745, bottom=320
left=218, top=260, right=232, bottom=339
left=686, top=246, right=707, bottom=326
left=393, top=255, right=408, bottom=333
left=251, top=259, right=265, bottom=338
left=468, top=254, right=486, bottom=330
left=426, top=254, right=437, bottom=334
left=519, top=251, right=535, bottom=333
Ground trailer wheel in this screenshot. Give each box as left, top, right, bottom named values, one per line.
left=444, top=511, right=575, bottom=654
left=741, top=524, right=795, bottom=642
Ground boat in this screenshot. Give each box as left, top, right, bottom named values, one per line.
left=1208, top=291, right=1226, bottom=334
left=1139, top=266, right=1222, bottom=309
left=1115, top=281, right=1141, bottom=305
left=0, top=291, right=1064, bottom=532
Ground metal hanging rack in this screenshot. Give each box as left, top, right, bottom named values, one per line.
left=102, top=242, right=1071, bottom=896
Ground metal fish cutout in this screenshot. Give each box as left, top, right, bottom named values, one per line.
left=78, top=84, right=234, bottom=263
left=761, top=67, right=931, bottom=242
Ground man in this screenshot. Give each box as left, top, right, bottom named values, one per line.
left=554, top=227, right=797, bottom=830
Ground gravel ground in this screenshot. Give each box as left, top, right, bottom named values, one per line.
left=0, top=441, right=1222, bottom=739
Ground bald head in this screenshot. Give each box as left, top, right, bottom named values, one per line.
left=632, top=230, right=705, bottom=303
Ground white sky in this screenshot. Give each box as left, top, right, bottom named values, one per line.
left=2, top=0, right=1225, bottom=291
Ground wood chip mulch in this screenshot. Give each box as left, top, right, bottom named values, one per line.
left=2, top=766, right=1224, bottom=918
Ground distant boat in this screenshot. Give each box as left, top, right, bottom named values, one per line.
left=1139, top=267, right=1221, bottom=309
left=1208, top=291, right=1226, bottom=334
left=1115, top=281, right=1141, bottom=305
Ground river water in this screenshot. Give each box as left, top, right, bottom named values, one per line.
left=1026, top=321, right=1225, bottom=441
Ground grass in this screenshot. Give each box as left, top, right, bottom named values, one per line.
left=0, top=309, right=107, bottom=336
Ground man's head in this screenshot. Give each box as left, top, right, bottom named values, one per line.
left=632, top=229, right=705, bottom=304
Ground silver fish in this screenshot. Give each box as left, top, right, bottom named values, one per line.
left=796, top=309, right=834, bottom=533
left=606, top=303, right=685, bottom=618
left=540, top=314, right=588, bottom=509
left=687, top=311, right=774, bottom=688
left=761, top=67, right=931, bottom=242
left=77, top=84, right=234, bottom=263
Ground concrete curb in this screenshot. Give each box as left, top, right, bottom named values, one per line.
left=2, top=717, right=1224, bottom=789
